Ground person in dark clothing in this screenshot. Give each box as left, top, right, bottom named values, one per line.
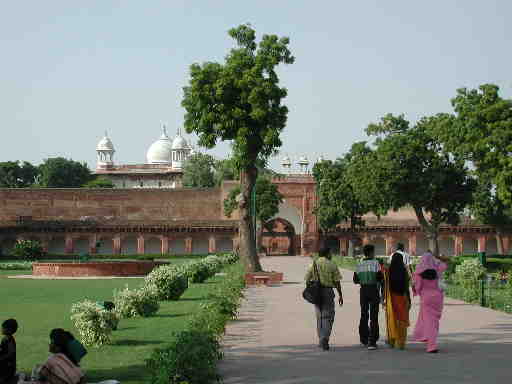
left=0, top=318, right=18, bottom=383
left=353, top=244, right=383, bottom=350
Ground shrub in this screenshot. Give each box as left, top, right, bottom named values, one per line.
left=144, top=264, right=189, bottom=300
left=146, top=330, right=221, bottom=384
left=203, top=255, right=222, bottom=275
left=453, top=259, right=487, bottom=302
left=0, top=261, right=33, bottom=270
left=11, top=239, right=44, bottom=260
left=113, top=285, right=160, bottom=318
left=185, top=261, right=211, bottom=283
left=70, top=300, right=120, bottom=346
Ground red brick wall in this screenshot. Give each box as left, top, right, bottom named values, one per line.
left=0, top=188, right=222, bottom=222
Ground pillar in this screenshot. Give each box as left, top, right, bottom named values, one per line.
left=65, top=235, right=74, bottom=254
left=478, top=235, right=487, bottom=253
left=208, top=236, right=216, bottom=254
left=362, top=235, right=370, bottom=246
left=161, top=236, right=169, bottom=255
left=89, top=235, right=98, bottom=254
left=137, top=236, right=145, bottom=255
left=185, top=237, right=193, bottom=254
left=113, top=235, right=121, bottom=255
left=339, top=238, right=348, bottom=257
left=385, top=236, right=396, bottom=257
left=454, top=235, right=463, bottom=256
left=408, top=233, right=417, bottom=256
left=232, top=236, right=240, bottom=253
left=503, top=236, right=510, bottom=255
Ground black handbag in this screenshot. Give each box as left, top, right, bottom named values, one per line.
left=303, top=261, right=322, bottom=305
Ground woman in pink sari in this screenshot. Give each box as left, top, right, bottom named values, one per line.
left=413, top=251, right=450, bottom=353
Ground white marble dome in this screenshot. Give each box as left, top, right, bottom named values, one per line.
left=96, top=134, right=114, bottom=151
left=172, top=134, right=189, bottom=150
left=146, top=129, right=172, bottom=164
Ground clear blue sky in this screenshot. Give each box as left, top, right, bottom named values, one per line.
left=1, top=1, right=511, bottom=171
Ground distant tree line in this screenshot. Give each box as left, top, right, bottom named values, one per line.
left=0, top=157, right=113, bottom=188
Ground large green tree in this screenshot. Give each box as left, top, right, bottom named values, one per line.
left=0, top=161, right=38, bottom=187
left=182, top=24, right=294, bottom=271
left=437, top=84, right=512, bottom=206
left=82, top=177, right=115, bottom=188
left=182, top=153, right=216, bottom=188
left=347, top=114, right=476, bottom=256
left=224, top=176, right=283, bottom=253
left=38, top=157, right=92, bottom=188
left=312, top=152, right=372, bottom=257
left=214, top=158, right=239, bottom=186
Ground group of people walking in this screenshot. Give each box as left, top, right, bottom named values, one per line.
left=305, top=243, right=449, bottom=352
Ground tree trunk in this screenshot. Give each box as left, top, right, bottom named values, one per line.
left=239, top=167, right=262, bottom=272
left=413, top=206, right=440, bottom=257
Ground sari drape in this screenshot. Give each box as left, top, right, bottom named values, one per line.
left=384, top=268, right=410, bottom=349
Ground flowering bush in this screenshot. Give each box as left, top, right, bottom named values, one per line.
left=70, top=300, right=119, bottom=346
left=114, top=285, right=160, bottom=318
left=184, top=261, right=211, bottom=283
left=0, top=261, right=33, bottom=270
left=203, top=255, right=222, bottom=275
left=145, top=265, right=189, bottom=300
left=453, top=259, right=486, bottom=302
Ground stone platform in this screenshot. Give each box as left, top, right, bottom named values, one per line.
left=32, top=261, right=165, bottom=277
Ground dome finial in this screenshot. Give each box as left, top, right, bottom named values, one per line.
left=104, top=130, right=108, bottom=138
left=162, top=124, right=167, bottom=136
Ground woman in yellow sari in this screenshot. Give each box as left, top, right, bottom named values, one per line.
left=383, top=252, right=411, bottom=349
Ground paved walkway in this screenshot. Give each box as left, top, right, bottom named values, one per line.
left=219, top=257, right=512, bottom=384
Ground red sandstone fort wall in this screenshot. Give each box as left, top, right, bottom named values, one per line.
left=0, top=188, right=222, bottom=222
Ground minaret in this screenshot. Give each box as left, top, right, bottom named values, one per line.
left=96, top=131, right=115, bottom=170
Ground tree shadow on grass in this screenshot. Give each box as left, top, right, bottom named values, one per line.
left=114, top=339, right=164, bottom=346
left=153, top=313, right=190, bottom=318
left=85, top=364, right=148, bottom=383
left=180, top=297, right=206, bottom=301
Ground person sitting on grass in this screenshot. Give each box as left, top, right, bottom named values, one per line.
left=19, top=329, right=85, bottom=384
left=0, top=318, right=18, bottom=384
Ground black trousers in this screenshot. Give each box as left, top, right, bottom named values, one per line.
left=359, top=285, right=380, bottom=345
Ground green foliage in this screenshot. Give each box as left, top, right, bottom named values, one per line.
left=184, top=260, right=212, bottom=283
left=70, top=300, right=120, bottom=346
left=113, top=285, right=160, bottom=318
left=347, top=114, right=476, bottom=255
left=38, top=157, right=93, bottom=188
left=438, top=84, right=512, bottom=206
left=144, top=265, right=189, bottom=300
left=0, top=161, right=38, bottom=187
left=11, top=239, right=44, bottom=260
left=146, top=330, right=221, bottom=384
left=182, top=153, right=216, bottom=188
left=83, top=177, right=115, bottom=188
left=0, top=261, right=33, bottom=270
left=312, top=155, right=369, bottom=232
left=453, top=259, right=486, bottom=302
left=213, top=158, right=239, bottom=186
left=146, top=261, right=245, bottom=384
left=223, top=176, right=283, bottom=224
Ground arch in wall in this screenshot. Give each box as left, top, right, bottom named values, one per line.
left=0, top=237, right=17, bottom=257
left=463, top=237, right=478, bottom=255
left=192, top=237, right=209, bottom=255
left=216, top=237, right=233, bottom=253
left=262, top=217, right=296, bottom=255
left=272, top=202, right=302, bottom=234
left=486, top=236, right=498, bottom=255
left=171, top=238, right=187, bottom=255
left=48, top=236, right=66, bottom=255
left=97, top=237, right=114, bottom=255
left=73, top=237, right=90, bottom=254
left=145, top=237, right=162, bottom=255
left=416, top=233, right=430, bottom=255
left=372, top=236, right=386, bottom=257
left=324, top=237, right=340, bottom=255
left=121, top=236, right=138, bottom=255
left=439, top=236, right=455, bottom=256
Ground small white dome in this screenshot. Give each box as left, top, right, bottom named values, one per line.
left=97, top=133, right=114, bottom=151
left=317, top=155, right=325, bottom=163
left=298, top=155, right=309, bottom=165
left=147, top=129, right=172, bottom=164
left=172, top=134, right=188, bottom=150
left=281, top=155, right=291, bottom=167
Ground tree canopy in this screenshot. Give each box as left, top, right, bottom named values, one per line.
left=0, top=161, right=38, bottom=187
left=347, top=113, right=476, bottom=255
left=83, top=177, right=115, bottom=188
left=182, top=24, right=294, bottom=271
left=182, top=153, right=216, bottom=188
left=38, top=157, right=92, bottom=188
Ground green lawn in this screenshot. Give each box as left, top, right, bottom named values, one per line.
left=2, top=270, right=226, bottom=384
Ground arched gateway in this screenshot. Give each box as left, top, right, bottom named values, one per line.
left=261, top=218, right=297, bottom=256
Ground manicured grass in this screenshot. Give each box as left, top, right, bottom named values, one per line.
left=3, top=272, right=227, bottom=384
